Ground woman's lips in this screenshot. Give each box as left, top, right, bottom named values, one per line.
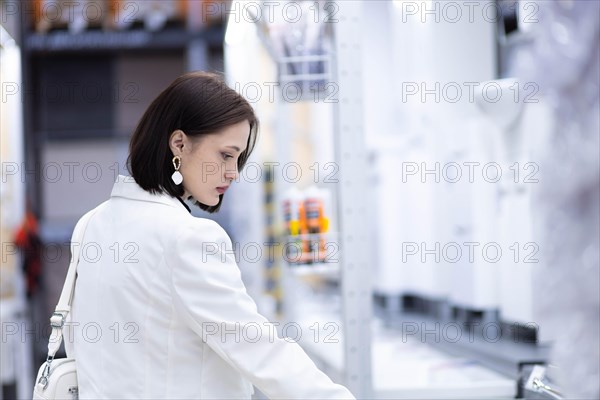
left=216, top=186, right=228, bottom=194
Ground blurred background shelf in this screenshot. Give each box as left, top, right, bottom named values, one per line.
left=24, top=25, right=225, bottom=52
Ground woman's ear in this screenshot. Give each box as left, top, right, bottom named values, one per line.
left=169, top=130, right=186, bottom=155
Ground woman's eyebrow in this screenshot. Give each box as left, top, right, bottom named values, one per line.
left=226, top=145, right=242, bottom=152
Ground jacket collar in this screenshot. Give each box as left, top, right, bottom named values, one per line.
left=111, top=174, right=190, bottom=213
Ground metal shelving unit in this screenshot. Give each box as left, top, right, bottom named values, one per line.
left=243, top=2, right=534, bottom=398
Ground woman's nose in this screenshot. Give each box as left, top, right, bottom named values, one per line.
left=224, top=167, right=238, bottom=182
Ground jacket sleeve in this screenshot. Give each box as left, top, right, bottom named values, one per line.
left=166, top=218, right=355, bottom=400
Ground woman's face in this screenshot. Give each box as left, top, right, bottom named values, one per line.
left=169, top=120, right=250, bottom=206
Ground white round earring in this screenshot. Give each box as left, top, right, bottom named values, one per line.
left=171, top=155, right=183, bottom=185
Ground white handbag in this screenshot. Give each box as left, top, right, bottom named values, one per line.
left=33, top=210, right=98, bottom=400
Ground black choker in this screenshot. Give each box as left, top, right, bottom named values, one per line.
left=176, top=196, right=192, bottom=214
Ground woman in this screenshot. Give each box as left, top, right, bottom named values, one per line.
left=64, top=72, right=355, bottom=399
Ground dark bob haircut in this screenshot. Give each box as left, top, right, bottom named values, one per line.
left=127, top=71, right=259, bottom=213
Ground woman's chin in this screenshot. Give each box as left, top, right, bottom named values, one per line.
left=208, top=196, right=220, bottom=206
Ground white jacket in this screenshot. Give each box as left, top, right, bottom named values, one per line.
left=63, top=174, right=355, bottom=400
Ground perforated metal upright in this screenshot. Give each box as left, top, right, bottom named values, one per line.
left=332, top=1, right=373, bottom=397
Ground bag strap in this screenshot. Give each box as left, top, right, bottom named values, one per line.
left=47, top=208, right=99, bottom=359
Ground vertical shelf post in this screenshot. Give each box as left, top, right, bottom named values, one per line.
left=332, top=1, right=373, bottom=397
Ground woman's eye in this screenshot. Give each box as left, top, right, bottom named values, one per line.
left=222, top=153, right=233, bottom=160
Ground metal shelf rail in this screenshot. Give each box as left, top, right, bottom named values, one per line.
left=330, top=2, right=373, bottom=397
